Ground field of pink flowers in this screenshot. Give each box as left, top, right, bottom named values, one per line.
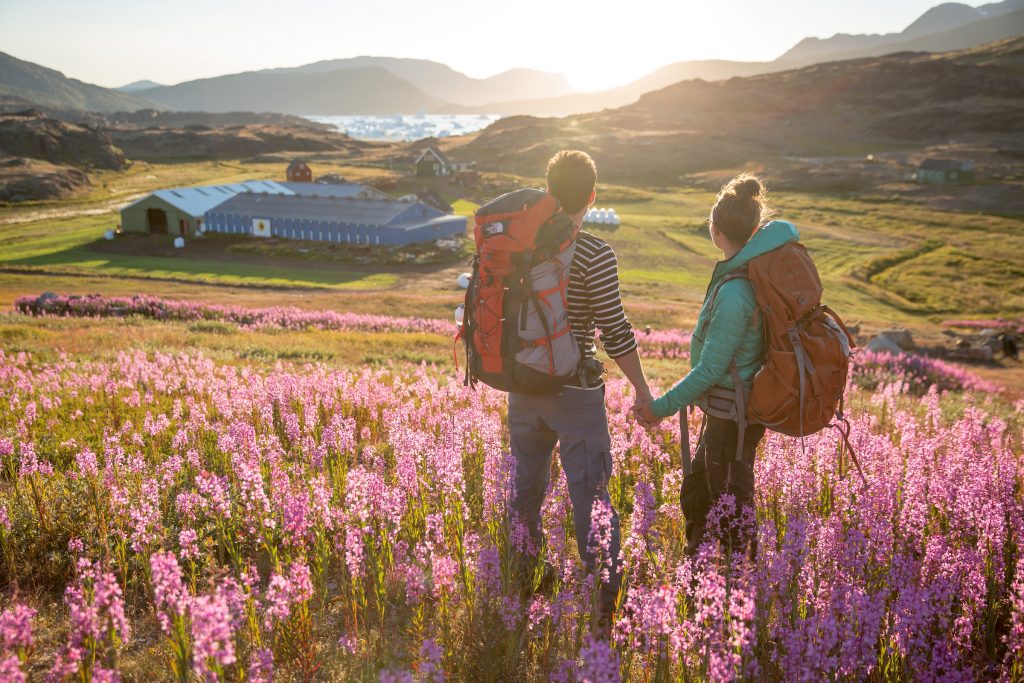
left=15, top=293, right=1011, bottom=384
left=1, top=296, right=1022, bottom=681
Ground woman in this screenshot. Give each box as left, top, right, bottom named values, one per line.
left=634, top=174, right=799, bottom=556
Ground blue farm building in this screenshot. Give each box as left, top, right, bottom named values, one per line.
left=203, top=193, right=467, bottom=246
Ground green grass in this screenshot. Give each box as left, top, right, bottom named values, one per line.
left=0, top=216, right=398, bottom=290
left=2, top=160, right=1023, bottom=327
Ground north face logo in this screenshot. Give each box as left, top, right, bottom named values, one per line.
left=485, top=221, right=506, bottom=236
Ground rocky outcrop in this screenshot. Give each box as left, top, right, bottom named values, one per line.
left=109, top=123, right=374, bottom=161
left=0, top=110, right=126, bottom=170
left=0, top=156, right=90, bottom=202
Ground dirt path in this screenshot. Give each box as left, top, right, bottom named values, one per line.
left=0, top=193, right=147, bottom=227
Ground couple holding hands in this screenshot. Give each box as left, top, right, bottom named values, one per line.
left=504, top=150, right=800, bottom=630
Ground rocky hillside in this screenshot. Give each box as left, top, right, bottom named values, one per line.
left=450, top=37, right=1024, bottom=183
left=0, top=110, right=126, bottom=170
left=109, top=123, right=375, bottom=161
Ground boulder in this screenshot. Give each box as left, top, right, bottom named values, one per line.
left=876, top=328, right=915, bottom=351
left=866, top=335, right=905, bottom=355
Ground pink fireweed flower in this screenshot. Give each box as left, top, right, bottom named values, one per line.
left=248, top=647, right=273, bottom=683
left=527, top=595, right=550, bottom=636
left=623, top=478, right=656, bottom=567
left=263, top=561, right=313, bottom=628
left=17, top=442, right=53, bottom=477
left=379, top=669, right=414, bottom=683
left=282, top=489, right=311, bottom=545
left=1, top=655, right=27, bottom=683
left=0, top=505, right=10, bottom=533
left=0, top=603, right=35, bottom=651
left=190, top=591, right=237, bottom=682
left=344, top=524, right=366, bottom=580
left=338, top=633, right=358, bottom=655
left=174, top=491, right=205, bottom=523
left=195, top=472, right=232, bottom=520
left=74, top=447, right=99, bottom=478
left=91, top=666, right=121, bottom=683
left=417, top=638, right=445, bottom=682
left=499, top=595, right=522, bottom=631
left=431, top=554, right=459, bottom=599
left=474, top=546, right=501, bottom=597
left=587, top=498, right=614, bottom=584
left=178, top=528, right=200, bottom=560
left=1006, top=557, right=1024, bottom=671
left=128, top=478, right=163, bottom=553
left=50, top=558, right=130, bottom=682
left=150, top=551, right=188, bottom=634
left=577, top=635, right=621, bottom=682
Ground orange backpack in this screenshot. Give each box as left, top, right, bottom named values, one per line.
left=701, top=242, right=864, bottom=481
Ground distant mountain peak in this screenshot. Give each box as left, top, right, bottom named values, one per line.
left=903, top=3, right=981, bottom=38
left=115, top=80, right=164, bottom=93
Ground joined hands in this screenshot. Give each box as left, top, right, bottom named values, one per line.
left=630, top=388, right=664, bottom=430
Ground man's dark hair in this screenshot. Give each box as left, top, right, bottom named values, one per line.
left=546, top=150, right=597, bottom=214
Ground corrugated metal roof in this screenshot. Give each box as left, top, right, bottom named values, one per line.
left=280, top=182, right=369, bottom=198
left=127, top=180, right=294, bottom=216
left=207, top=193, right=415, bottom=227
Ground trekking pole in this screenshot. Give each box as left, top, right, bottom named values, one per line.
left=680, top=409, right=692, bottom=477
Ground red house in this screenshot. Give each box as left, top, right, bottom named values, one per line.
left=286, top=159, right=313, bottom=183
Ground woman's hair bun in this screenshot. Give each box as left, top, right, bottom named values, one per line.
left=732, top=176, right=762, bottom=200
left=711, top=173, right=773, bottom=245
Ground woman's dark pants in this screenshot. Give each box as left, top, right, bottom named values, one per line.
left=680, top=415, right=766, bottom=556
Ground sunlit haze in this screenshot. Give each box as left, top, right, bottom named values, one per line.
left=0, top=0, right=994, bottom=91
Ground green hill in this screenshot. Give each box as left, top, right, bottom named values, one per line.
left=0, top=51, right=160, bottom=112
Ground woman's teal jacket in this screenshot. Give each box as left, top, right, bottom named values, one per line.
left=650, top=220, right=800, bottom=418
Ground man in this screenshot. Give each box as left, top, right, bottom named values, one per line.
left=508, top=150, right=652, bottom=632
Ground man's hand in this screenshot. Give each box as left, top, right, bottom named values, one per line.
left=631, top=400, right=663, bottom=429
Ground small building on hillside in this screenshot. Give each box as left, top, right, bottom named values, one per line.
left=286, top=159, right=313, bottom=182
left=414, top=147, right=475, bottom=177
left=415, top=147, right=453, bottom=176
left=203, top=193, right=467, bottom=246
left=120, top=180, right=293, bottom=236
left=916, top=158, right=975, bottom=185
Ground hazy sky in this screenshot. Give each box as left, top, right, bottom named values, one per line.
left=0, top=0, right=991, bottom=91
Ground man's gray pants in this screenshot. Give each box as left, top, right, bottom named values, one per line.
left=508, top=385, right=622, bottom=617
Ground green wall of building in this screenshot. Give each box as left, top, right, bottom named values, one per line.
left=120, top=196, right=202, bottom=236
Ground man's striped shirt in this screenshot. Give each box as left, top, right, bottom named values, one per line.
left=567, top=231, right=638, bottom=361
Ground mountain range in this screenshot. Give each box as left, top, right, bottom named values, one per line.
left=1, top=0, right=1022, bottom=117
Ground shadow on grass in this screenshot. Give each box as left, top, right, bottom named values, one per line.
left=1, top=239, right=399, bottom=289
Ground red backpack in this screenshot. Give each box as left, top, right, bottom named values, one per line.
left=457, top=189, right=581, bottom=394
